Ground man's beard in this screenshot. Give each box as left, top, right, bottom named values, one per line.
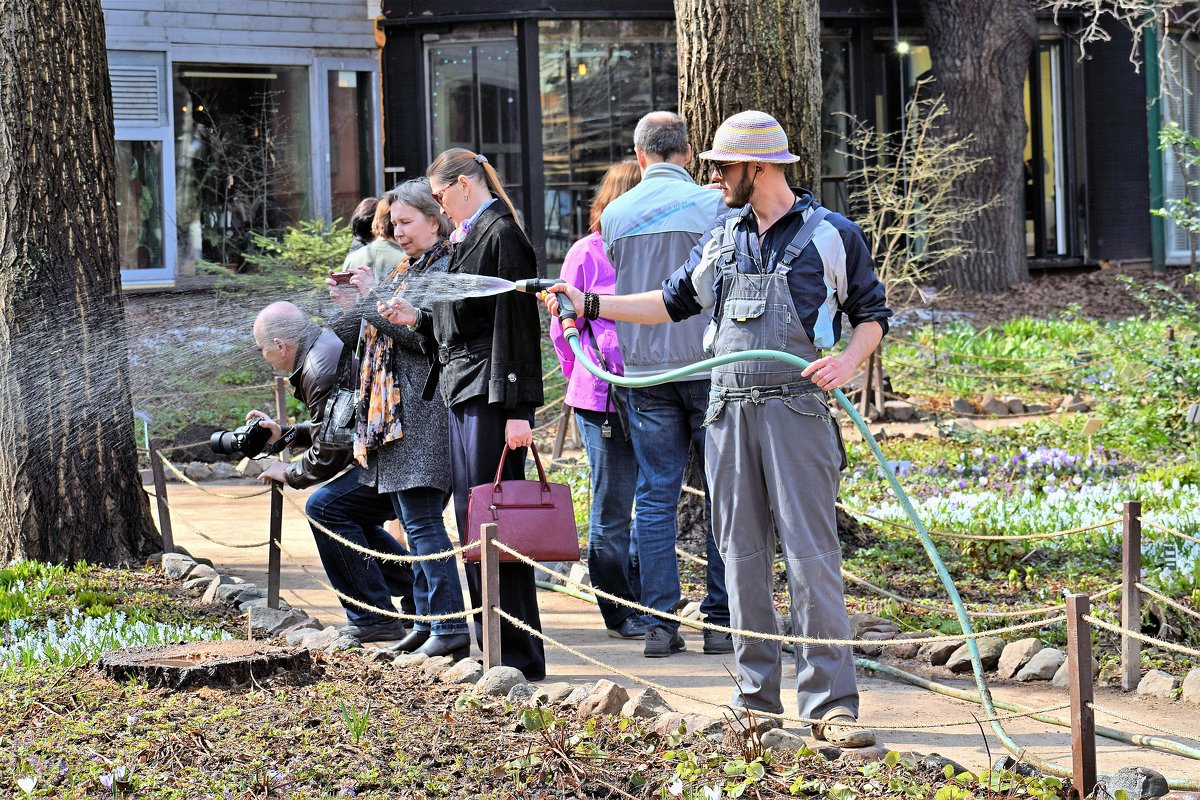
left=723, top=168, right=756, bottom=209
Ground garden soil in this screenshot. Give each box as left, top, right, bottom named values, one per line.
left=156, top=481, right=1200, bottom=783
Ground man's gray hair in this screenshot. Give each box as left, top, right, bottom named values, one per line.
left=256, top=301, right=311, bottom=344
left=386, top=177, right=453, bottom=238
left=633, top=111, right=689, bottom=160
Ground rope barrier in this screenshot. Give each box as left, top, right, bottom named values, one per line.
left=841, top=569, right=1122, bottom=619
left=1088, top=702, right=1200, bottom=745
left=273, top=540, right=481, bottom=624
left=135, top=382, right=276, bottom=401
left=155, top=439, right=218, bottom=454
left=881, top=355, right=1105, bottom=381
left=1136, top=582, right=1200, bottom=623
left=1140, top=518, right=1200, bottom=547
left=887, top=339, right=1099, bottom=365
left=279, top=491, right=479, bottom=564
left=159, top=455, right=274, bottom=499
left=837, top=503, right=1122, bottom=542
left=492, top=539, right=1067, bottom=648
left=1082, top=615, right=1200, bottom=660
left=675, top=547, right=708, bottom=567
left=870, top=387, right=1062, bottom=420
left=493, top=607, right=1070, bottom=731
left=152, top=493, right=270, bottom=549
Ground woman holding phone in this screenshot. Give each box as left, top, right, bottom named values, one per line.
left=381, top=149, right=546, bottom=681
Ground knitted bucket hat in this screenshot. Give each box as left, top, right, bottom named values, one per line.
left=698, top=110, right=800, bottom=163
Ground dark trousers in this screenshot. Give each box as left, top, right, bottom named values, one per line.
left=448, top=396, right=546, bottom=681
left=305, top=466, right=416, bottom=626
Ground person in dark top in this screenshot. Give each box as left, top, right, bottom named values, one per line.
left=247, top=301, right=415, bottom=644
left=381, top=148, right=546, bottom=681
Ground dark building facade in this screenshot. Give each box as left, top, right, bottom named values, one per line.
left=379, top=0, right=1167, bottom=272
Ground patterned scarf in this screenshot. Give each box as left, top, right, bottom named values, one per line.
left=353, top=238, right=452, bottom=466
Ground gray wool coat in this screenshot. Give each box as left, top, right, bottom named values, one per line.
left=333, top=248, right=452, bottom=495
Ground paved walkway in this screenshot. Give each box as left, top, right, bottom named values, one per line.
left=152, top=480, right=1199, bottom=780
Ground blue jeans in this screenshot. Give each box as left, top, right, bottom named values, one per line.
left=575, top=406, right=641, bottom=631
left=626, top=381, right=729, bottom=632
left=305, top=467, right=416, bottom=626
left=389, top=486, right=468, bottom=636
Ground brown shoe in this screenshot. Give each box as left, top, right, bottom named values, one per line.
left=812, top=715, right=876, bottom=748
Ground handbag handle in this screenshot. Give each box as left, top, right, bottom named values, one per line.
left=491, top=441, right=551, bottom=492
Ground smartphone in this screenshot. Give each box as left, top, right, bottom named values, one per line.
left=329, top=271, right=353, bottom=285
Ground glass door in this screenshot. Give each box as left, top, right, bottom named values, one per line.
left=427, top=40, right=523, bottom=214
left=1024, top=40, right=1074, bottom=259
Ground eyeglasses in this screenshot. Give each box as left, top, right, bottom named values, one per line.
left=711, top=161, right=742, bottom=178
left=431, top=184, right=449, bottom=206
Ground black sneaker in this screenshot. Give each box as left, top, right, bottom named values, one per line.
left=703, top=629, right=734, bottom=654
left=338, top=619, right=408, bottom=644
left=644, top=625, right=685, bottom=658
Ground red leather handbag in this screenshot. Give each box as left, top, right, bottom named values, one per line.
left=464, top=443, right=581, bottom=563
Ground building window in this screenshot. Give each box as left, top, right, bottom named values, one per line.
left=329, top=70, right=377, bottom=223
left=1163, top=38, right=1200, bottom=264
left=115, top=140, right=166, bottom=270
left=538, top=20, right=677, bottom=264
left=173, top=64, right=312, bottom=272
left=428, top=41, right=523, bottom=213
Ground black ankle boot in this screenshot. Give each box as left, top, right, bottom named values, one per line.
left=389, top=629, right=430, bottom=653
left=414, top=633, right=471, bottom=661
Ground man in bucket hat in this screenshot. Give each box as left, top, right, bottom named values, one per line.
left=545, top=110, right=891, bottom=747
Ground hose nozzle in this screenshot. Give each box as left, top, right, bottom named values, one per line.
left=513, top=278, right=577, bottom=325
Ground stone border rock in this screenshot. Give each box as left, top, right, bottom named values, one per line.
left=151, top=551, right=1197, bottom=790
left=846, top=613, right=1200, bottom=705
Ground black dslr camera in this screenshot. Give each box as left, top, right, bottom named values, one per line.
left=208, top=420, right=274, bottom=459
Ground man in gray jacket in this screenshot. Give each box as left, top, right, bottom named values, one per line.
left=600, top=111, right=729, bottom=658
left=248, top=301, right=415, bottom=644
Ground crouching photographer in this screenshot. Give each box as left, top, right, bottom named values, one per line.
left=243, top=301, right=416, bottom=643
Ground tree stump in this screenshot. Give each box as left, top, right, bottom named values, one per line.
left=98, top=640, right=311, bottom=690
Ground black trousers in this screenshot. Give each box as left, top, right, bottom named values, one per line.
left=448, top=396, right=546, bottom=681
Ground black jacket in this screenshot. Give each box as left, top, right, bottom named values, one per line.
left=422, top=202, right=544, bottom=412
left=281, top=325, right=353, bottom=489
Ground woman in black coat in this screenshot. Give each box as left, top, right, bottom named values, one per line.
left=382, top=148, right=546, bottom=681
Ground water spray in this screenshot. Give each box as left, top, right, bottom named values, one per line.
left=550, top=297, right=1197, bottom=788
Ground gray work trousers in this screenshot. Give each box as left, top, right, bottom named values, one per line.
left=705, top=393, right=859, bottom=721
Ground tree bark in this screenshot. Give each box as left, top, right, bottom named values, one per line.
left=923, top=0, right=1036, bottom=291
left=675, top=0, right=822, bottom=189
left=0, top=1, right=160, bottom=562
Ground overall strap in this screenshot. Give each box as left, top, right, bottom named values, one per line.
left=717, top=213, right=741, bottom=266
left=776, top=206, right=830, bottom=276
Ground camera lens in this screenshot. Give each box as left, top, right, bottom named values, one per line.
left=208, top=430, right=239, bottom=455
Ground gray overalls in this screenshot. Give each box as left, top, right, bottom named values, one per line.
left=703, top=206, right=859, bottom=722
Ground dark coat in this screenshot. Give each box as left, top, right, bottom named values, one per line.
left=282, top=325, right=353, bottom=489
left=423, top=202, right=544, bottom=412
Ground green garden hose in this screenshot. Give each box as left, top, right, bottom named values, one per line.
left=560, top=329, right=1200, bottom=790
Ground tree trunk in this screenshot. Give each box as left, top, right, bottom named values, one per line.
left=675, top=0, right=821, bottom=189
left=923, top=0, right=1036, bottom=291
left=0, top=1, right=160, bottom=562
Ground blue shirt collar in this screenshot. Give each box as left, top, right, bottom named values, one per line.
left=463, top=196, right=497, bottom=228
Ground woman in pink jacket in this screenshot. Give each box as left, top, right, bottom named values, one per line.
left=549, top=161, right=646, bottom=640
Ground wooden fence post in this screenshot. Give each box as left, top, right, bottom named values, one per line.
left=858, top=351, right=875, bottom=419
left=267, top=483, right=283, bottom=610
left=1122, top=500, right=1142, bottom=692
left=265, top=376, right=290, bottom=611
left=1066, top=593, right=1097, bottom=800
left=148, top=439, right=175, bottom=554
left=480, top=523, right=502, bottom=671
